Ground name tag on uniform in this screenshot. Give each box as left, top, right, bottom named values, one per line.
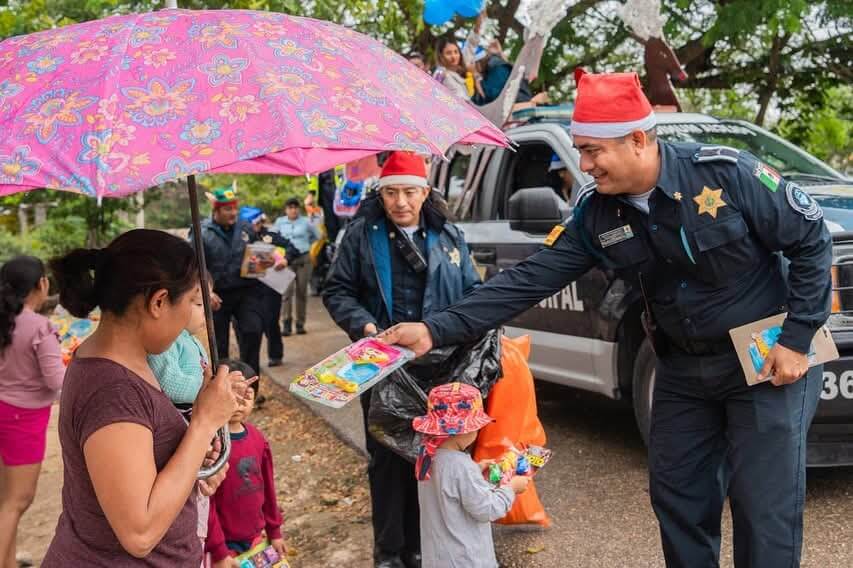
left=598, top=225, right=634, bottom=248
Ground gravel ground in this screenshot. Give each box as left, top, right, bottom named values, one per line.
left=23, top=297, right=850, bottom=567
left=275, top=298, right=853, bottom=568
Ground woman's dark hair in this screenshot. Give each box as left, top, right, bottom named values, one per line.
left=0, top=256, right=45, bottom=350
left=49, top=229, right=199, bottom=319
left=435, top=37, right=466, bottom=76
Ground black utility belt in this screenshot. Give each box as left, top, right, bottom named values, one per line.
left=665, top=334, right=734, bottom=356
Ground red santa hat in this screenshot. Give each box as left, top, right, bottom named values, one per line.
left=570, top=69, right=656, bottom=138
left=378, top=151, right=429, bottom=188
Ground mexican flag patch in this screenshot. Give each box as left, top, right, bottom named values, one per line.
left=754, top=163, right=781, bottom=192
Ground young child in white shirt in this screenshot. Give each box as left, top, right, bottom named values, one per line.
left=413, top=382, right=529, bottom=568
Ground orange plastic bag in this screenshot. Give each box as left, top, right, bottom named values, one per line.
left=473, top=335, right=550, bottom=527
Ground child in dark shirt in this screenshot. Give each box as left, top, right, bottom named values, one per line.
left=205, top=360, right=286, bottom=566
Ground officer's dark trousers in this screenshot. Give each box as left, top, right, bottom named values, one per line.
left=649, top=352, right=822, bottom=568
left=360, top=392, right=420, bottom=561
left=261, top=284, right=284, bottom=362
left=213, top=287, right=264, bottom=381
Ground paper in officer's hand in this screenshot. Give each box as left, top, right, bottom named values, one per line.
left=260, top=267, right=295, bottom=295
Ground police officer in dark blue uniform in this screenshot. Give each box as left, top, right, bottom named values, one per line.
left=191, top=186, right=275, bottom=385
left=382, top=72, right=831, bottom=568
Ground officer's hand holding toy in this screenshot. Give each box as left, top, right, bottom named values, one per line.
left=756, top=343, right=809, bottom=386
left=379, top=322, right=433, bottom=357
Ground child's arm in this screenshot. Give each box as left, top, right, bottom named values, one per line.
left=260, top=436, right=284, bottom=540
left=205, top=501, right=231, bottom=563
left=456, top=461, right=516, bottom=523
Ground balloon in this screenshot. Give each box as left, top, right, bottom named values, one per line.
left=423, top=0, right=484, bottom=26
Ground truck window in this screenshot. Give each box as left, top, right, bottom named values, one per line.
left=499, top=142, right=574, bottom=218
left=446, top=151, right=471, bottom=212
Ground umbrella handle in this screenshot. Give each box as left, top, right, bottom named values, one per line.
left=198, top=426, right=231, bottom=479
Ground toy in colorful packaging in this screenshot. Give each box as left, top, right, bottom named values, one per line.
left=49, top=306, right=100, bottom=366
left=240, top=243, right=276, bottom=278
left=289, top=338, right=414, bottom=409
left=234, top=538, right=289, bottom=568
left=486, top=444, right=552, bottom=486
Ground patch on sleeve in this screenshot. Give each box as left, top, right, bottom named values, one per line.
left=543, top=224, right=566, bottom=247
left=753, top=162, right=781, bottom=192
left=692, top=146, right=740, bottom=164
left=786, top=183, right=823, bottom=221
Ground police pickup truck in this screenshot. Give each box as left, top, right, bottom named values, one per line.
left=429, top=108, right=853, bottom=466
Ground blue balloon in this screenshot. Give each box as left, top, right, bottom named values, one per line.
left=424, top=0, right=484, bottom=26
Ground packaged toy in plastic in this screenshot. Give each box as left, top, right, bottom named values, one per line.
left=49, top=306, right=100, bottom=366
left=289, top=338, right=414, bottom=408
left=485, top=445, right=552, bottom=486
left=233, top=539, right=289, bottom=568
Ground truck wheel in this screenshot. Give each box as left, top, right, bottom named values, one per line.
left=632, top=338, right=656, bottom=445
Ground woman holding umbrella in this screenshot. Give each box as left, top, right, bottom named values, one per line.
left=0, top=13, right=507, bottom=564
left=41, top=230, right=247, bottom=566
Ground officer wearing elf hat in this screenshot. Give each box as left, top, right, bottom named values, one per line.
left=382, top=71, right=831, bottom=568
left=191, top=183, right=279, bottom=385
left=323, top=151, right=481, bottom=568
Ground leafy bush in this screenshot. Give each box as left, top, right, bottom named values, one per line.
left=28, top=216, right=88, bottom=259
left=0, top=230, right=34, bottom=262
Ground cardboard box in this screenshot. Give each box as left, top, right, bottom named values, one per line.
left=729, top=313, right=838, bottom=385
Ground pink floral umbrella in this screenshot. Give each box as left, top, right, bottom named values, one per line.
left=0, top=8, right=507, bottom=477
left=0, top=9, right=504, bottom=198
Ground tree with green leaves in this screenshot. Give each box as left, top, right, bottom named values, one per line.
left=0, top=0, right=848, bottom=249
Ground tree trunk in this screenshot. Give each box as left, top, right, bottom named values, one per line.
left=754, top=32, right=789, bottom=127
left=493, top=0, right=522, bottom=44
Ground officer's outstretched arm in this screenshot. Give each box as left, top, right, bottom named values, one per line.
left=423, top=221, right=597, bottom=347
left=731, top=157, right=832, bottom=354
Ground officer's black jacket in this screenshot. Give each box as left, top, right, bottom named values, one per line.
left=424, top=142, right=832, bottom=355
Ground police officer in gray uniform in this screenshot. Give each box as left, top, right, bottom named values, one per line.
left=382, top=71, right=831, bottom=568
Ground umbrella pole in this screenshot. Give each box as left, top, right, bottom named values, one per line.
left=187, top=174, right=219, bottom=364
left=187, top=174, right=231, bottom=480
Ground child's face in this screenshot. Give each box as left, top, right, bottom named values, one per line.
left=230, top=386, right=255, bottom=424
left=187, top=288, right=207, bottom=335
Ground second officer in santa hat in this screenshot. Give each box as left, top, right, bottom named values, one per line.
left=323, top=151, right=482, bottom=568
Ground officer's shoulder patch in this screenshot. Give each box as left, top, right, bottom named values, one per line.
left=692, top=145, right=740, bottom=165
left=543, top=224, right=566, bottom=247
left=786, top=183, right=823, bottom=221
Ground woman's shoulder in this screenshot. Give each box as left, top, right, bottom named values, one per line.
left=65, top=358, right=155, bottom=399
left=63, top=358, right=161, bottom=436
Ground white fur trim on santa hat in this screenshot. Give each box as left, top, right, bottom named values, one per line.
left=378, top=174, right=429, bottom=188
left=570, top=112, right=657, bottom=139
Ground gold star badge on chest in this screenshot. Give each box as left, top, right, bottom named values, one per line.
left=673, top=192, right=682, bottom=201
left=448, top=247, right=461, bottom=267
left=693, top=186, right=727, bottom=218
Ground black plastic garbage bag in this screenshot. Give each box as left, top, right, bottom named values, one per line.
left=367, top=329, right=503, bottom=462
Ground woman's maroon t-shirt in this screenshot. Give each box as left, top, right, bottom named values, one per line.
left=42, top=357, right=200, bottom=567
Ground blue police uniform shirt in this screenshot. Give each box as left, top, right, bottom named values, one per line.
left=424, top=141, right=832, bottom=356
left=389, top=224, right=428, bottom=324
left=270, top=215, right=319, bottom=255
